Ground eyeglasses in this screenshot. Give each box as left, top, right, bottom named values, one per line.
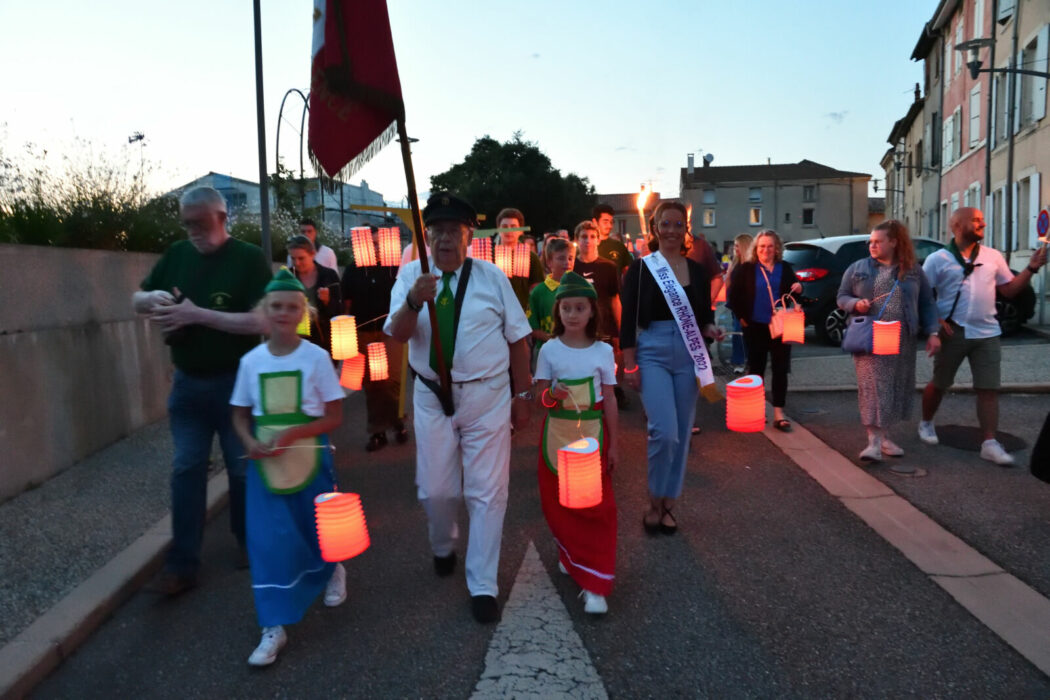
left=658, top=220, right=687, bottom=229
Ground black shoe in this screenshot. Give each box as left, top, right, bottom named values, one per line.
left=433, top=552, right=457, bottom=577
left=234, top=547, right=250, bottom=570
left=643, top=512, right=661, bottom=537
left=394, top=422, right=409, bottom=444
left=145, top=570, right=197, bottom=596
left=471, top=595, right=500, bottom=623
left=366, top=432, right=388, bottom=452
left=614, top=386, right=631, bottom=410
left=659, top=507, right=678, bottom=536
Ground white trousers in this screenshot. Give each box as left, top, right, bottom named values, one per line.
left=413, top=373, right=511, bottom=597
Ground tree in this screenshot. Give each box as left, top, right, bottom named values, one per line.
left=430, top=133, right=596, bottom=235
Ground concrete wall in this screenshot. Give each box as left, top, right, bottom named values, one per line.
left=0, top=245, right=172, bottom=503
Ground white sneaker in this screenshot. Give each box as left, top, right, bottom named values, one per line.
left=324, top=563, right=346, bottom=607
left=881, top=438, right=904, bottom=457
left=581, top=590, right=608, bottom=615
left=557, top=560, right=568, bottom=575
left=859, top=436, right=882, bottom=462
left=247, top=626, right=287, bottom=667
left=980, top=439, right=1015, bottom=466
left=918, top=421, right=939, bottom=445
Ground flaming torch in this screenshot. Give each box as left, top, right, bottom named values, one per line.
left=636, top=186, right=650, bottom=253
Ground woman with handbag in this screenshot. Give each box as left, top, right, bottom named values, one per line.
left=837, top=220, right=940, bottom=461
left=727, top=229, right=802, bottom=432
left=621, top=201, right=721, bottom=536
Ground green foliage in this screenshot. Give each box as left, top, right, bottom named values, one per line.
left=430, top=132, right=596, bottom=235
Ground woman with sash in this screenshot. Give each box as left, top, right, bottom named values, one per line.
left=230, top=269, right=347, bottom=667
left=535, top=271, right=618, bottom=614
left=727, top=229, right=802, bottom=433
left=621, top=201, right=721, bottom=536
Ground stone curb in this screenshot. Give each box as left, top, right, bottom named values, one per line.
left=791, top=383, right=1050, bottom=394
left=0, top=475, right=229, bottom=700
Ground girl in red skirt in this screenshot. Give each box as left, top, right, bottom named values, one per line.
left=534, top=271, right=619, bottom=615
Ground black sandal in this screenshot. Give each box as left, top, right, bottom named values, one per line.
left=659, top=507, right=678, bottom=535
left=642, top=511, right=661, bottom=536
left=773, top=419, right=793, bottom=433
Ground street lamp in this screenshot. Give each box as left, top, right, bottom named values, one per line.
left=957, top=38, right=1050, bottom=81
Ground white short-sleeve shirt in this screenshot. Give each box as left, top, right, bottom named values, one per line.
left=383, top=258, right=532, bottom=382
left=231, top=340, right=344, bottom=417
left=535, top=338, right=616, bottom=403
left=922, top=246, right=1013, bottom=339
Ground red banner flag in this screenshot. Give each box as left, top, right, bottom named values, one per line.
left=309, top=0, right=404, bottom=179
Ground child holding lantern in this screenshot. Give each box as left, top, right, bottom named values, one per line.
left=230, top=269, right=348, bottom=667
left=534, top=271, right=618, bottom=615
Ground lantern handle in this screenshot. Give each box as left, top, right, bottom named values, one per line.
left=553, top=379, right=587, bottom=438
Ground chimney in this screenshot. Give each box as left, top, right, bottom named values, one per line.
left=687, top=153, right=695, bottom=175
left=914, top=82, right=921, bottom=101
left=767, top=157, right=771, bottom=165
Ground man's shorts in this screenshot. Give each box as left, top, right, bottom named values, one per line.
left=932, top=322, right=1001, bottom=390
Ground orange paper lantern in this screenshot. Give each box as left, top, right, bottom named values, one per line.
left=314, top=492, right=370, bottom=562
left=557, top=437, right=602, bottom=509
left=714, top=284, right=727, bottom=304
left=366, top=342, right=388, bottom=381
left=350, top=227, right=377, bottom=267
left=494, top=245, right=513, bottom=277
left=469, top=236, right=492, bottom=261
left=872, top=320, right=901, bottom=355
left=340, top=354, right=365, bottom=391
left=513, top=243, right=531, bottom=278
left=377, top=227, right=401, bottom=267
left=726, top=375, right=765, bottom=432
left=330, top=315, right=358, bottom=360
left=781, top=309, right=806, bottom=344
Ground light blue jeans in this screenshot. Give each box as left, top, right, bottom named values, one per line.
left=637, top=321, right=698, bottom=499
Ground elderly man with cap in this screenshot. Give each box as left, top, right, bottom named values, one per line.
left=385, top=192, right=533, bottom=623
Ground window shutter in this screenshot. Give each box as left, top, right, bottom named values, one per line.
left=990, top=74, right=999, bottom=143
left=1028, top=173, right=1041, bottom=248
left=1034, top=25, right=1048, bottom=122
left=1013, top=50, right=1023, bottom=133
left=997, top=0, right=1015, bottom=25
left=970, top=88, right=981, bottom=147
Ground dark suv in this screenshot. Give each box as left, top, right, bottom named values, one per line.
left=782, top=235, right=1035, bottom=345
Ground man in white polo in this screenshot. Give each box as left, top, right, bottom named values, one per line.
left=385, top=192, right=532, bottom=623
left=920, top=206, right=1046, bottom=465
left=288, top=217, right=338, bottom=272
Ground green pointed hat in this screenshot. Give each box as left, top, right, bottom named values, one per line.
left=265, top=267, right=307, bottom=294
left=555, top=271, right=597, bottom=300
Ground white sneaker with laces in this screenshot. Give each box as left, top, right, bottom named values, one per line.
left=324, top=563, right=346, bottom=607
left=581, top=590, right=608, bottom=615
left=881, top=438, right=904, bottom=457
left=980, top=439, right=1015, bottom=466
left=918, top=421, right=938, bottom=445
left=859, top=436, right=882, bottom=462
left=557, top=560, right=568, bottom=575
left=248, top=625, right=287, bottom=667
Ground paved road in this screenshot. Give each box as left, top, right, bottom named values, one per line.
left=32, top=387, right=1050, bottom=698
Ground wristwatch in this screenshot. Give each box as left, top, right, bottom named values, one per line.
left=514, top=390, right=534, bottom=401
left=405, top=293, right=423, bottom=312
left=1027, top=265, right=1040, bottom=274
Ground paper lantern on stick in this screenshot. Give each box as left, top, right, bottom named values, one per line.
left=296, top=307, right=312, bottom=337
left=513, top=243, right=530, bottom=278
left=314, top=492, right=370, bottom=562
left=781, top=309, right=805, bottom=344
left=872, top=320, right=901, bottom=355
left=469, top=236, right=492, bottom=261
left=350, top=227, right=377, bottom=267
left=377, top=227, right=401, bottom=267
left=340, top=354, right=366, bottom=391
left=366, top=342, right=388, bottom=381
left=557, top=437, right=602, bottom=509
left=494, top=245, right=513, bottom=277
left=726, top=375, right=765, bottom=433
left=330, top=315, right=358, bottom=360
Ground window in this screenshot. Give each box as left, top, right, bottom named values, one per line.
left=951, top=192, right=960, bottom=212
left=945, top=37, right=952, bottom=88
left=940, top=202, right=949, bottom=240
left=915, top=139, right=924, bottom=172
left=907, top=150, right=913, bottom=185
left=973, top=0, right=984, bottom=39
left=955, top=22, right=964, bottom=75
left=702, top=208, right=715, bottom=227
left=992, top=73, right=1008, bottom=145
left=617, top=219, right=626, bottom=236
left=997, top=0, right=1015, bottom=25
left=942, top=115, right=954, bottom=165
left=702, top=189, right=716, bottom=204
left=802, top=185, right=816, bottom=202
left=1019, top=28, right=1049, bottom=129
left=748, top=187, right=762, bottom=202
left=969, top=85, right=981, bottom=147
left=802, top=208, right=815, bottom=226
left=784, top=212, right=791, bottom=223
left=943, top=109, right=962, bottom=164
left=748, top=207, right=762, bottom=226
left=930, top=111, right=940, bottom=165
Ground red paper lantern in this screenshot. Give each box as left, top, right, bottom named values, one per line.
left=780, top=309, right=806, bottom=344
left=330, top=315, right=358, bottom=360
left=726, top=375, right=765, bottom=432
left=513, top=243, right=531, bottom=278
left=469, top=236, right=492, bottom=261
left=494, top=245, right=513, bottom=277
left=366, top=342, right=388, bottom=381
left=872, top=320, right=901, bottom=355
left=557, top=437, right=602, bottom=509
left=340, top=354, right=366, bottom=391
left=314, top=492, right=370, bottom=562
left=377, top=227, right=401, bottom=267
left=714, top=284, right=727, bottom=304
left=350, top=227, right=377, bottom=267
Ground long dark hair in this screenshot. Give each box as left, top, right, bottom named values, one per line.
left=552, top=296, right=601, bottom=339
left=646, top=200, right=691, bottom=254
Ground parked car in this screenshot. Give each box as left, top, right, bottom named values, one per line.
left=782, top=235, right=1035, bottom=345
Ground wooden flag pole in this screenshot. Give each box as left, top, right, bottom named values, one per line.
left=397, top=118, right=452, bottom=402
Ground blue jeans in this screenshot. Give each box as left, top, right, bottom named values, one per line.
left=637, top=321, right=698, bottom=499
left=167, top=369, right=246, bottom=577
left=730, top=313, right=747, bottom=365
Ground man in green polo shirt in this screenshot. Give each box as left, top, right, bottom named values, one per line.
left=132, top=186, right=272, bottom=595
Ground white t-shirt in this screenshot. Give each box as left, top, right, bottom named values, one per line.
left=231, top=339, right=344, bottom=417
left=535, top=337, right=616, bottom=404
left=923, top=245, right=1013, bottom=339
left=383, top=258, right=531, bottom=383
left=287, top=244, right=338, bottom=273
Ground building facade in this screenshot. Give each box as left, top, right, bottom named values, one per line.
left=884, top=85, right=930, bottom=235
left=913, top=17, right=947, bottom=239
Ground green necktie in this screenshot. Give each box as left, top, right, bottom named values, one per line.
left=430, top=272, right=455, bottom=372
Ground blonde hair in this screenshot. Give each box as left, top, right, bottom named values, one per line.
left=746, top=229, right=784, bottom=263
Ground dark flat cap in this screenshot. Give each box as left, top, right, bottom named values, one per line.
left=423, top=192, right=478, bottom=227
